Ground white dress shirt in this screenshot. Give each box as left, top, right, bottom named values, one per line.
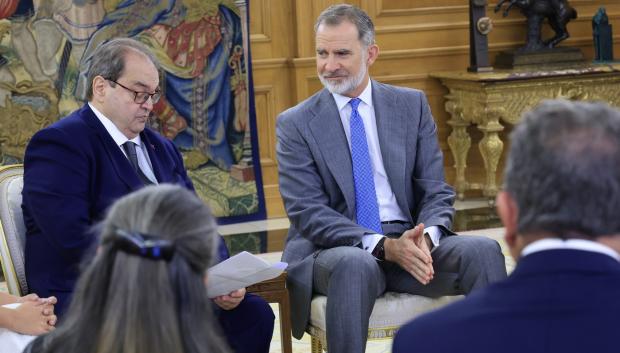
left=522, top=238, right=620, bottom=261
left=331, top=81, right=442, bottom=253
left=88, top=103, right=158, bottom=184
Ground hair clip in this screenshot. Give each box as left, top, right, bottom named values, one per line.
left=112, top=229, right=175, bottom=261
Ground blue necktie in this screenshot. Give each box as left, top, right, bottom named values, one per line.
left=349, top=98, right=382, bottom=234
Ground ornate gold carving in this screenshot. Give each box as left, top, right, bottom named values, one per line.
left=308, top=324, right=401, bottom=352
left=432, top=68, right=620, bottom=199
left=445, top=98, right=471, bottom=200
left=556, top=83, right=588, bottom=101
left=310, top=336, right=323, bottom=353
left=477, top=110, right=504, bottom=197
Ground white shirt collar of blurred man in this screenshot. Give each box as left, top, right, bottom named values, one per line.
left=522, top=238, right=620, bottom=261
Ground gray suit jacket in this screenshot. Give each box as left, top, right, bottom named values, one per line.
left=276, top=80, right=455, bottom=338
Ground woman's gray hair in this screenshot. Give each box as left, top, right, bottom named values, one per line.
left=85, top=37, right=161, bottom=100
left=504, top=99, right=620, bottom=238
left=35, top=184, right=230, bottom=353
left=315, top=4, right=375, bottom=47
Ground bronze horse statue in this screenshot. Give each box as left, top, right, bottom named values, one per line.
left=495, top=0, right=577, bottom=52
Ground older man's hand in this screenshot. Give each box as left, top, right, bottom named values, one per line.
left=213, top=288, right=246, bottom=310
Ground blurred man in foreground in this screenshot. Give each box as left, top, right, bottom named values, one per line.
left=393, top=100, right=620, bottom=353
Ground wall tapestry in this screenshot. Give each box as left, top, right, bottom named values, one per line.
left=0, top=0, right=266, bottom=224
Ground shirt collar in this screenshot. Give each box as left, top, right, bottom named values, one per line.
left=88, top=102, right=142, bottom=147
left=331, top=79, right=373, bottom=112
left=522, top=238, right=620, bottom=261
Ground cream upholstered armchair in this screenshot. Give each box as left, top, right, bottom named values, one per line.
left=307, top=292, right=464, bottom=352
left=0, top=164, right=28, bottom=296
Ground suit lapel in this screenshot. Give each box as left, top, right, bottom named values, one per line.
left=308, top=90, right=356, bottom=214
left=373, top=81, right=410, bottom=220
left=141, top=130, right=167, bottom=183
left=81, top=105, right=143, bottom=190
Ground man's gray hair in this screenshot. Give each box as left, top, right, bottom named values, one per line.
left=504, top=100, right=620, bottom=238
left=315, top=4, right=375, bottom=47
left=85, top=37, right=160, bottom=100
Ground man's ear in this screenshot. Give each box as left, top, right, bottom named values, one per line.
left=91, top=75, right=107, bottom=102
left=496, top=191, right=518, bottom=249
left=366, top=44, right=379, bottom=66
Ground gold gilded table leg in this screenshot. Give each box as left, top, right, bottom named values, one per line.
left=445, top=100, right=471, bottom=200
left=477, top=114, right=504, bottom=198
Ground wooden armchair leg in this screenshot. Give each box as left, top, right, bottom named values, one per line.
left=278, top=293, right=292, bottom=353
left=247, top=272, right=292, bottom=353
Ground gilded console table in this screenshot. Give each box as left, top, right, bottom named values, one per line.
left=431, top=64, right=620, bottom=200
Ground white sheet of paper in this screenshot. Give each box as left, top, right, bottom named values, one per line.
left=0, top=303, right=36, bottom=353
left=207, top=251, right=287, bottom=298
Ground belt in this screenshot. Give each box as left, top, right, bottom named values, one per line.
left=381, top=220, right=408, bottom=225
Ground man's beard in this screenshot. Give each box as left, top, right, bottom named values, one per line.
left=318, top=58, right=367, bottom=96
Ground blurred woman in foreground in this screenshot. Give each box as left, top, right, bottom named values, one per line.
left=24, top=184, right=230, bottom=353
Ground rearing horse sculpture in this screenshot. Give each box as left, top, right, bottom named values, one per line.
left=495, top=0, right=577, bottom=53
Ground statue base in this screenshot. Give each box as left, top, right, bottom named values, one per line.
left=495, top=47, right=586, bottom=70
left=467, top=65, right=494, bottom=73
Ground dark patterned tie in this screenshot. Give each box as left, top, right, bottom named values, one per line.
left=349, top=98, right=382, bottom=233
left=122, top=141, right=154, bottom=185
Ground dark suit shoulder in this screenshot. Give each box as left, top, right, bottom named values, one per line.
left=395, top=253, right=620, bottom=353
left=46, top=104, right=93, bottom=130
left=32, top=105, right=97, bottom=143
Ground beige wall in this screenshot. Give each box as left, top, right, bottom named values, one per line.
left=249, top=0, right=620, bottom=218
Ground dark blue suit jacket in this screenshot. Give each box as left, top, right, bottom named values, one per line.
left=22, top=104, right=195, bottom=314
left=22, top=104, right=274, bottom=353
left=393, top=249, right=620, bottom=353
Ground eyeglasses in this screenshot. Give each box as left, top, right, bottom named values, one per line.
left=106, top=79, right=161, bottom=104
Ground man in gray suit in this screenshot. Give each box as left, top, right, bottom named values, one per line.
left=276, top=4, right=507, bottom=353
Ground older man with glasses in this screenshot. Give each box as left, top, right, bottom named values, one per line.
left=21, top=38, right=274, bottom=353
left=23, top=39, right=178, bottom=318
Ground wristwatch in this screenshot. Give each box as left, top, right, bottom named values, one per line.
left=424, top=232, right=435, bottom=251
left=371, top=237, right=386, bottom=261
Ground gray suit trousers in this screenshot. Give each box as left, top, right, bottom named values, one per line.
left=312, top=225, right=507, bottom=353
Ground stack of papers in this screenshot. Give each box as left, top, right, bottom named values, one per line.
left=207, top=251, right=287, bottom=298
